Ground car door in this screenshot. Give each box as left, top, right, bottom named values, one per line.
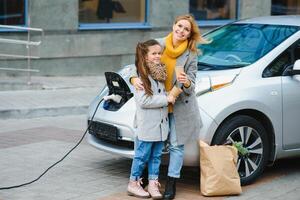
left=282, top=40, right=300, bottom=149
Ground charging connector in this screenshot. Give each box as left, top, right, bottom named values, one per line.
left=103, top=94, right=122, bottom=103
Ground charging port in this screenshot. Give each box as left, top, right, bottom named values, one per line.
left=103, top=72, right=133, bottom=111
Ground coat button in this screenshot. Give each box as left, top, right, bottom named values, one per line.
left=166, top=117, right=168, bottom=121
left=185, top=100, right=189, bottom=104
left=161, top=119, right=163, bottom=123
left=158, top=89, right=161, bottom=93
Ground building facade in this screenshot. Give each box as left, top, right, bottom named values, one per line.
left=0, top=0, right=299, bottom=76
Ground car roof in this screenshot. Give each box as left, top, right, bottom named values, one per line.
left=235, top=15, right=300, bottom=27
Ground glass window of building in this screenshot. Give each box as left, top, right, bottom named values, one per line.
left=189, top=0, right=238, bottom=21
left=0, top=0, right=26, bottom=25
left=272, top=0, right=300, bottom=15
left=79, top=0, right=148, bottom=29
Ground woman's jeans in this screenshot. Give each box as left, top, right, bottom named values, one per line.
left=167, top=113, right=184, bottom=178
left=130, top=138, right=164, bottom=181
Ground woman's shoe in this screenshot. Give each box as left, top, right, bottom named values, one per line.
left=127, top=179, right=150, bottom=198
left=148, top=180, right=162, bottom=199
left=163, top=176, right=177, bottom=200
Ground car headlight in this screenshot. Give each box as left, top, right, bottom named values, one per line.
left=196, top=74, right=238, bottom=96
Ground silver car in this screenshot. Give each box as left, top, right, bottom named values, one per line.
left=87, top=15, right=300, bottom=185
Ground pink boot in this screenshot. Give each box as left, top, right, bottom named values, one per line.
left=127, top=179, right=150, bottom=198
left=148, top=180, right=162, bottom=199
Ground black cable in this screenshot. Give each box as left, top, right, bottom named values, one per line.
left=0, top=98, right=104, bottom=190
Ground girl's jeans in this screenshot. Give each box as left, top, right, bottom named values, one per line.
left=130, top=138, right=164, bottom=181
left=167, top=113, right=184, bottom=178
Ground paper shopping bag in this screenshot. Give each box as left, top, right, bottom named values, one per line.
left=199, top=140, right=242, bottom=196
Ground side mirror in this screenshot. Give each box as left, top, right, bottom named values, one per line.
left=290, top=60, right=300, bottom=75
left=294, top=60, right=300, bottom=70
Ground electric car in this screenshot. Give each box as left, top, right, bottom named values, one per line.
left=87, top=15, right=300, bottom=185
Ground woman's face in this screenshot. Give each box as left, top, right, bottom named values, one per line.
left=172, top=19, right=191, bottom=42
left=146, top=44, right=162, bottom=64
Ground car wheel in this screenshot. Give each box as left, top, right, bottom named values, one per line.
left=212, top=115, right=269, bottom=185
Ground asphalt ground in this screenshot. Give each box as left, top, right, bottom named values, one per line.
left=0, top=115, right=300, bottom=200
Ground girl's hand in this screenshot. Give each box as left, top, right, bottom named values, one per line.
left=132, top=77, right=144, bottom=90
left=177, top=72, right=191, bottom=87
left=167, top=94, right=176, bottom=104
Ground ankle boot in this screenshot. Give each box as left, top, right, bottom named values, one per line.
left=127, top=179, right=150, bottom=198
left=148, top=180, right=162, bottom=199
left=163, top=176, right=176, bottom=200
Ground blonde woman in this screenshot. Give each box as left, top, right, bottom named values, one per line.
left=130, top=14, right=206, bottom=199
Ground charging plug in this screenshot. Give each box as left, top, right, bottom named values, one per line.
left=103, top=94, right=122, bottom=103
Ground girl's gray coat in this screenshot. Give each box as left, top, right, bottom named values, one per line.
left=133, top=76, right=169, bottom=142
left=131, top=37, right=202, bottom=145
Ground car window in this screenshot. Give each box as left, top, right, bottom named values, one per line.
left=262, top=51, right=292, bottom=77
left=263, top=39, right=300, bottom=78
left=198, top=24, right=299, bottom=71
left=294, top=40, right=300, bottom=60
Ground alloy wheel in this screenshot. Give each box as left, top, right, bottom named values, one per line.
left=225, top=126, right=263, bottom=179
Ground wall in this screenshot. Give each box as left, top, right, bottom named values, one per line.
left=0, top=0, right=272, bottom=76
left=239, top=0, right=271, bottom=19
left=1, top=0, right=189, bottom=76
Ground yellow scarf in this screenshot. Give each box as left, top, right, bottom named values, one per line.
left=161, top=33, right=188, bottom=112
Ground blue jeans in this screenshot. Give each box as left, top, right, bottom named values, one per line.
left=167, top=113, right=184, bottom=178
left=130, top=138, right=164, bottom=181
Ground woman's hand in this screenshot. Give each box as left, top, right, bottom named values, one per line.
left=131, top=77, right=144, bottom=90
left=177, top=72, right=191, bottom=88
left=167, top=94, right=176, bottom=104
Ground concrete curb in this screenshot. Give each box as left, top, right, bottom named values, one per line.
left=0, top=106, right=88, bottom=120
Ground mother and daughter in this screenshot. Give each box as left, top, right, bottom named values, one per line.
left=127, top=14, right=206, bottom=199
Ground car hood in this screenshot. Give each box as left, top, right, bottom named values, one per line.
left=196, top=68, right=242, bottom=79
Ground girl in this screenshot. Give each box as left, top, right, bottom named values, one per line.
left=127, top=39, right=175, bottom=199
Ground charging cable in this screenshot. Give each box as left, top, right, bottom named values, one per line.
left=0, top=98, right=104, bottom=190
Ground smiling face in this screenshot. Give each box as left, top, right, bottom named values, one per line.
left=172, top=19, right=192, bottom=43
left=146, top=44, right=162, bottom=64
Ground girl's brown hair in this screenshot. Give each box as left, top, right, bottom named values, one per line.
left=135, top=39, right=160, bottom=96
left=174, top=14, right=208, bottom=53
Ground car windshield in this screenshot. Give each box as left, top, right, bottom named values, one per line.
left=198, top=23, right=299, bottom=70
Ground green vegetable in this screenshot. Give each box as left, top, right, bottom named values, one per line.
left=233, top=141, right=249, bottom=156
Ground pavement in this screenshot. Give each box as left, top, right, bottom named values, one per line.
left=0, top=75, right=106, bottom=119
left=0, top=75, right=300, bottom=200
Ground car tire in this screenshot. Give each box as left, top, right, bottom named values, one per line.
left=212, top=115, right=269, bottom=185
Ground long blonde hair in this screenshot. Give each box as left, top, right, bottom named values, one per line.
left=173, top=14, right=208, bottom=53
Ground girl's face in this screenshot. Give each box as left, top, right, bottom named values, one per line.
left=146, top=44, right=162, bottom=64
left=172, top=19, right=191, bottom=42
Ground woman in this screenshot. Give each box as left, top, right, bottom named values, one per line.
left=130, top=14, right=206, bottom=199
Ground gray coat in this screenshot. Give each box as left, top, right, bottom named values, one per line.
left=133, top=76, right=169, bottom=142
left=130, top=37, right=202, bottom=145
